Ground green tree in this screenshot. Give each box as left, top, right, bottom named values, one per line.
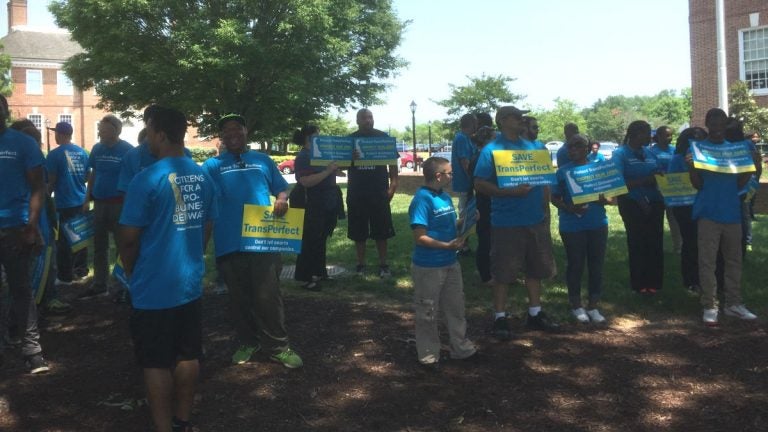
left=49, top=0, right=406, bottom=146
left=436, top=74, right=524, bottom=122
left=0, top=46, right=12, bottom=96
left=314, top=115, right=353, bottom=137
left=642, top=89, right=691, bottom=131
left=532, top=98, right=586, bottom=143
left=729, top=80, right=768, bottom=138
left=583, top=105, right=628, bottom=143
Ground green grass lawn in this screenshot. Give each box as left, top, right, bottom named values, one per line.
left=201, top=181, right=768, bottom=324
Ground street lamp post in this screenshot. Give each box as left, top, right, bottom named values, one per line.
left=428, top=121, right=432, bottom=158
left=44, top=119, right=51, bottom=153
left=409, top=100, right=417, bottom=172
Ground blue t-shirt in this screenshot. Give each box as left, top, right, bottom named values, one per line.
left=552, top=162, right=608, bottom=232
left=587, top=152, right=605, bottom=163
left=473, top=135, right=546, bottom=227
left=450, top=132, right=475, bottom=193
left=119, top=157, right=217, bottom=309
left=88, top=139, right=133, bottom=199
left=0, top=128, right=45, bottom=228
left=118, top=142, right=192, bottom=192
left=612, top=145, right=663, bottom=203
left=667, top=153, right=688, bottom=174
left=202, top=150, right=289, bottom=257
left=650, top=144, right=676, bottom=173
left=409, top=186, right=458, bottom=267
left=691, top=139, right=744, bottom=224
left=46, top=143, right=88, bottom=209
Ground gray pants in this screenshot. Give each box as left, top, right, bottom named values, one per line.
left=217, top=252, right=289, bottom=354
left=412, top=262, right=475, bottom=364
left=0, top=227, right=42, bottom=357
left=698, top=218, right=742, bottom=309
left=93, top=200, right=123, bottom=289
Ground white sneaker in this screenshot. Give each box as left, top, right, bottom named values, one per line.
left=724, top=304, right=758, bottom=320
left=571, top=308, right=589, bottom=323
left=586, top=309, right=606, bottom=323
left=702, top=308, right=719, bottom=326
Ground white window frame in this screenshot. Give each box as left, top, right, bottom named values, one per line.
left=28, top=114, right=42, bottom=130
left=739, top=25, right=768, bottom=96
left=57, top=71, right=73, bottom=95
left=26, top=69, right=43, bottom=95
left=58, top=114, right=73, bottom=134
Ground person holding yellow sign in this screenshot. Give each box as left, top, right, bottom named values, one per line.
left=688, top=108, right=757, bottom=326
left=202, top=114, right=303, bottom=369
left=473, top=106, right=559, bottom=339
left=551, top=134, right=610, bottom=324
left=666, top=127, right=708, bottom=294
left=614, top=120, right=664, bottom=295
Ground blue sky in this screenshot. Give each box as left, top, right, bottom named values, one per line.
left=2, top=0, right=692, bottom=131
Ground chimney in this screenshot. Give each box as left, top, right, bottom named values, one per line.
left=7, top=0, right=27, bottom=30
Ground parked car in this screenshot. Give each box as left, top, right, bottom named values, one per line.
left=545, top=141, right=564, bottom=153
left=431, top=151, right=452, bottom=161
left=399, top=151, right=424, bottom=169
left=598, top=142, right=619, bottom=160
left=277, top=159, right=295, bottom=174
left=396, top=142, right=409, bottom=153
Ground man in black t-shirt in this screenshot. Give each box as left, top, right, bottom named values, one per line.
left=347, top=109, right=399, bottom=278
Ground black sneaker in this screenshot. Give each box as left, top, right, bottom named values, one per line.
left=378, top=265, right=391, bottom=279
left=25, top=354, right=50, bottom=374
left=526, top=311, right=561, bottom=332
left=492, top=316, right=512, bottom=340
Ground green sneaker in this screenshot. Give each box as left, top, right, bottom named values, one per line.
left=270, top=348, right=303, bottom=369
left=45, top=299, right=72, bottom=315
left=231, top=345, right=259, bottom=365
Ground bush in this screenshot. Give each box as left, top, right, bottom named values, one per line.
left=188, top=148, right=217, bottom=163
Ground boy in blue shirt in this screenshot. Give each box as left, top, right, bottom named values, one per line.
left=119, top=107, right=216, bottom=432
left=688, top=108, right=757, bottom=326
left=409, top=157, right=476, bottom=368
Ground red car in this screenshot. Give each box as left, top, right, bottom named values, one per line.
left=278, top=159, right=295, bottom=174
left=399, top=152, right=423, bottom=169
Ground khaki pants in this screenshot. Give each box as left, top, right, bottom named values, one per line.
left=412, top=262, right=475, bottom=364
left=697, top=218, right=742, bottom=309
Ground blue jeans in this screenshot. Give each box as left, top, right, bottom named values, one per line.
left=560, top=226, right=608, bottom=308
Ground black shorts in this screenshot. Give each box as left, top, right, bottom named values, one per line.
left=130, top=299, right=203, bottom=369
left=346, top=193, right=395, bottom=242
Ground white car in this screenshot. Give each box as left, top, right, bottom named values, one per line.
left=545, top=141, right=564, bottom=153
left=598, top=142, right=619, bottom=160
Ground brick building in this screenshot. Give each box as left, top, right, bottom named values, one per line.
left=0, top=0, right=214, bottom=151
left=689, top=0, right=768, bottom=125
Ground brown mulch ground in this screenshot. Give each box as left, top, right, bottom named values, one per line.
left=1, top=284, right=767, bottom=432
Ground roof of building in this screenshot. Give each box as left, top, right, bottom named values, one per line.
left=0, top=26, right=83, bottom=62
